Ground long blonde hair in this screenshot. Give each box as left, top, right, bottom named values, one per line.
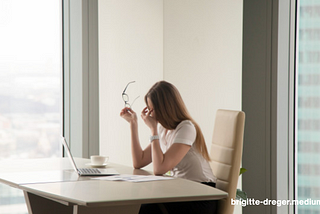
left=145, top=81, right=211, bottom=161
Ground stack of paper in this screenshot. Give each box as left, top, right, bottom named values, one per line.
left=91, top=174, right=173, bottom=182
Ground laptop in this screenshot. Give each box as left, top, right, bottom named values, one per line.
left=61, top=136, right=119, bottom=176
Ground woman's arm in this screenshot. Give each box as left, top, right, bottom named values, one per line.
left=130, top=120, right=152, bottom=168
left=151, top=137, right=191, bottom=175
left=141, top=107, right=191, bottom=175
left=120, top=108, right=152, bottom=169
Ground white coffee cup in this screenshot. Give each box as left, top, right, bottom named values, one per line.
left=90, top=155, right=109, bottom=165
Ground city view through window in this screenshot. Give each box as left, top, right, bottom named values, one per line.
left=297, top=1, right=320, bottom=214
left=0, top=1, right=62, bottom=213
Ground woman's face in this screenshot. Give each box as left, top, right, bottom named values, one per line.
left=147, top=98, right=156, bottom=119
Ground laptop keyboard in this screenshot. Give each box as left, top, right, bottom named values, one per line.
left=78, top=168, right=101, bottom=174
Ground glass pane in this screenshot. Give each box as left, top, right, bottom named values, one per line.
left=296, top=0, right=320, bottom=213
left=0, top=0, right=62, bottom=213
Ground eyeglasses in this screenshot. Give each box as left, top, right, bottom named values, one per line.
left=122, top=81, right=140, bottom=108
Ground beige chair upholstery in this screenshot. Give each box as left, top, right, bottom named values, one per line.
left=210, top=109, right=245, bottom=214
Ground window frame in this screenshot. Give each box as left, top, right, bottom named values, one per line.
left=242, top=0, right=296, bottom=213
left=62, top=0, right=99, bottom=158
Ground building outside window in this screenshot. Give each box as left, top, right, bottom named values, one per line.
left=0, top=1, right=62, bottom=213
left=296, top=0, right=320, bottom=213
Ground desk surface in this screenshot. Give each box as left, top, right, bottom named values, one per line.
left=21, top=178, right=226, bottom=207
left=0, top=158, right=228, bottom=207
left=0, top=158, right=142, bottom=187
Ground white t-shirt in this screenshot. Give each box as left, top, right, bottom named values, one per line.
left=158, top=120, right=217, bottom=183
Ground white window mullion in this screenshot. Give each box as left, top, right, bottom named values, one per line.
left=63, top=0, right=99, bottom=158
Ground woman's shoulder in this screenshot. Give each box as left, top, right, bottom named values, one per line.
left=175, top=120, right=196, bottom=133
left=173, top=120, right=196, bottom=144
left=176, top=120, right=195, bottom=128
left=158, top=120, right=195, bottom=133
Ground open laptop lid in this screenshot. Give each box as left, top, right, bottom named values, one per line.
left=61, top=136, right=80, bottom=173
left=60, top=136, right=119, bottom=176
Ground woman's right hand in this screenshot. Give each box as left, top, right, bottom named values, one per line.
left=120, top=107, right=137, bottom=124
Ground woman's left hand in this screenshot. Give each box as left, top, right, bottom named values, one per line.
left=141, top=107, right=158, bottom=134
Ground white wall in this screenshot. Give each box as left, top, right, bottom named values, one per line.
left=164, top=0, right=243, bottom=148
left=99, top=0, right=163, bottom=168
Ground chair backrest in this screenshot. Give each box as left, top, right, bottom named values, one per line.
left=210, top=109, right=245, bottom=214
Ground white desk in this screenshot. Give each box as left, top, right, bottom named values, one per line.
left=0, top=158, right=228, bottom=214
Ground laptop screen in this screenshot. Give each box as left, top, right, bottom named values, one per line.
left=61, top=136, right=79, bottom=173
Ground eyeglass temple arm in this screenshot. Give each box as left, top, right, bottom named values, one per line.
left=122, top=81, right=136, bottom=93
left=130, top=96, right=140, bottom=108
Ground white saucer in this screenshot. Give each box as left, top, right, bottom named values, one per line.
left=85, top=163, right=108, bottom=167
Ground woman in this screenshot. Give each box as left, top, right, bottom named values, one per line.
left=120, top=81, right=217, bottom=214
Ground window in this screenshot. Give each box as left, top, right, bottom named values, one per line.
left=296, top=1, right=320, bottom=213
left=0, top=0, right=62, bottom=213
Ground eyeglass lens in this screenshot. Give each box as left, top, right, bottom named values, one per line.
left=122, top=81, right=139, bottom=108
left=122, top=93, right=129, bottom=102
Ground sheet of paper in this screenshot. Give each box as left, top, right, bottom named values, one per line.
left=91, top=174, right=173, bottom=182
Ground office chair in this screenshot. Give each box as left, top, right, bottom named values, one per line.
left=209, top=109, right=245, bottom=214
